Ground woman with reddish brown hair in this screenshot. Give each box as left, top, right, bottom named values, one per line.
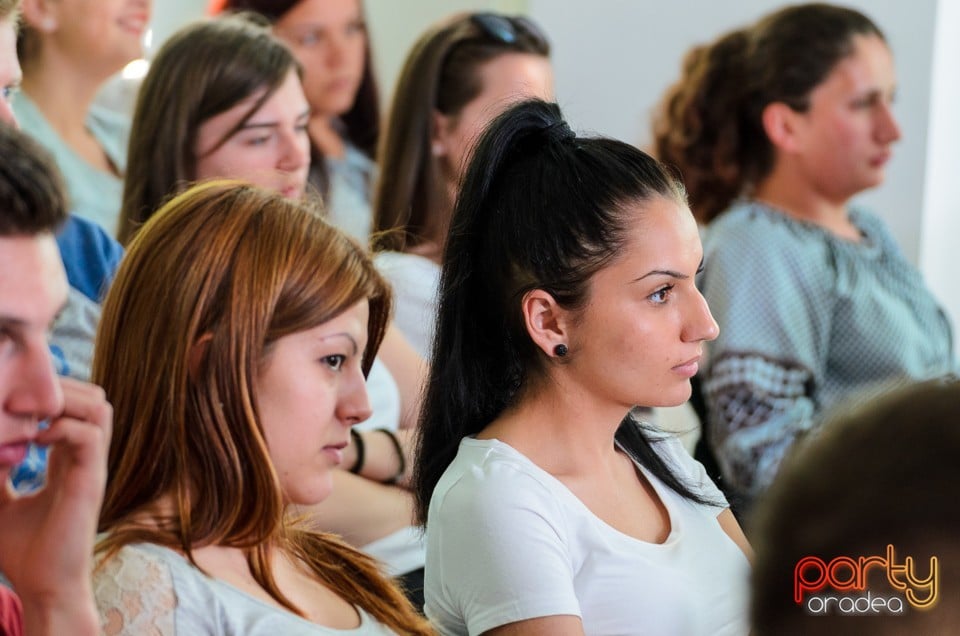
left=116, top=15, right=429, bottom=607
left=91, top=181, right=430, bottom=635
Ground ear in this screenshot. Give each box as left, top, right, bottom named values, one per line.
left=20, top=0, right=59, bottom=32
left=761, top=101, right=804, bottom=154
left=188, top=333, right=214, bottom=382
left=521, top=289, right=571, bottom=359
left=430, top=110, right=450, bottom=158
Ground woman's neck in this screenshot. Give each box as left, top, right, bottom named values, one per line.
left=22, top=51, right=106, bottom=141
left=479, top=372, right=628, bottom=478
left=407, top=174, right=455, bottom=263
left=753, top=166, right=861, bottom=241
left=21, top=52, right=121, bottom=175
left=309, top=116, right=345, bottom=159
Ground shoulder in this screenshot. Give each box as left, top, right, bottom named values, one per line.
left=87, top=103, right=131, bottom=140
left=94, top=544, right=179, bottom=635
left=425, top=441, right=583, bottom=634
left=701, top=202, right=837, bottom=300
left=10, top=92, right=41, bottom=125
left=849, top=207, right=903, bottom=254
left=326, top=142, right=377, bottom=188
left=432, top=440, right=563, bottom=516
left=429, top=440, right=572, bottom=546
left=374, top=252, right=441, bottom=300
left=10, top=93, right=57, bottom=148
left=343, top=142, right=377, bottom=173
left=706, top=202, right=833, bottom=263
left=95, top=543, right=177, bottom=590
left=87, top=104, right=131, bottom=168
left=646, top=433, right=727, bottom=510
left=56, top=216, right=124, bottom=302
left=374, top=251, right=439, bottom=276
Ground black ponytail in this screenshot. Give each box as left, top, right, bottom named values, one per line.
left=413, top=99, right=715, bottom=525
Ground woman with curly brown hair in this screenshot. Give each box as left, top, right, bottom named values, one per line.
left=654, top=3, right=954, bottom=513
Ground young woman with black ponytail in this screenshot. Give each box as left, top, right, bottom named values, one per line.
left=413, top=99, right=751, bottom=635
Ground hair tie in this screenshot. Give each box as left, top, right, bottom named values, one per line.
left=542, top=120, right=575, bottom=144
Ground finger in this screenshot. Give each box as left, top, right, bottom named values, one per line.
left=0, top=478, right=18, bottom=506
left=33, top=417, right=110, bottom=491
left=34, top=417, right=110, bottom=463
left=55, top=377, right=113, bottom=436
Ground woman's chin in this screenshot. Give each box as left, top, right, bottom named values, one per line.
left=282, top=477, right=334, bottom=509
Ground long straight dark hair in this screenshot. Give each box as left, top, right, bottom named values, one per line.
left=118, top=14, right=300, bottom=244
left=217, top=0, right=381, bottom=197
left=413, top=99, right=717, bottom=524
left=372, top=12, right=550, bottom=253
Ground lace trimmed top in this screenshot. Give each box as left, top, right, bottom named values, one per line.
left=93, top=543, right=398, bottom=635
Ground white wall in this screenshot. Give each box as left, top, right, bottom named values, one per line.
left=920, top=0, right=960, bottom=354
left=149, top=0, right=207, bottom=51
left=365, top=0, right=527, bottom=107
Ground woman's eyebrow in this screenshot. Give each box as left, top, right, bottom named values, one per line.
left=241, top=108, right=311, bottom=130
left=318, top=332, right=360, bottom=355
left=632, top=269, right=689, bottom=283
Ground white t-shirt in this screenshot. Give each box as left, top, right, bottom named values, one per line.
left=356, top=359, right=425, bottom=576
left=373, top=251, right=440, bottom=359
left=424, top=435, right=751, bottom=635
left=360, top=357, right=401, bottom=433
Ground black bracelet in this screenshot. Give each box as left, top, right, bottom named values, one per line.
left=375, top=428, right=406, bottom=484
left=349, top=428, right=365, bottom=474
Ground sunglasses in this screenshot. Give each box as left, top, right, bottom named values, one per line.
left=469, top=13, right=548, bottom=47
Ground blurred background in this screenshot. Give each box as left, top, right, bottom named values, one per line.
left=134, top=0, right=959, bottom=347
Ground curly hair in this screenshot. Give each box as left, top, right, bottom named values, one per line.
left=653, top=3, right=883, bottom=223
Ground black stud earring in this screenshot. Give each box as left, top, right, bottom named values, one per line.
left=554, top=343, right=568, bottom=357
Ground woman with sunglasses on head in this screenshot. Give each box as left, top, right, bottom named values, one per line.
left=117, top=14, right=430, bottom=609
left=414, top=99, right=751, bottom=635
left=372, top=12, right=553, bottom=358
left=92, top=181, right=431, bottom=635
left=210, top=0, right=379, bottom=244
left=654, top=4, right=955, bottom=514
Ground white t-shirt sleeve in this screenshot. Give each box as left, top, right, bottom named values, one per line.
left=427, top=459, right=581, bottom=635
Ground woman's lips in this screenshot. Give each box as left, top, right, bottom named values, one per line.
left=118, top=14, right=149, bottom=36
left=870, top=149, right=892, bottom=168
left=672, top=355, right=702, bottom=378
left=281, top=184, right=303, bottom=199
left=322, top=441, right=348, bottom=465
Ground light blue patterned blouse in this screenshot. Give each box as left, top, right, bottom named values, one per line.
left=699, top=202, right=955, bottom=503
